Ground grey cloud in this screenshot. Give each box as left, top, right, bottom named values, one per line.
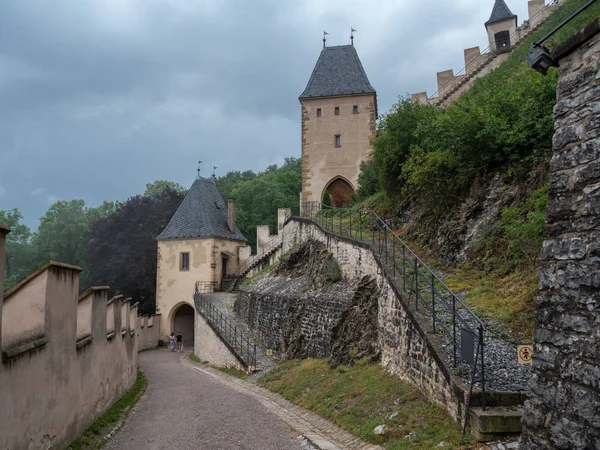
left=0, top=0, right=529, bottom=228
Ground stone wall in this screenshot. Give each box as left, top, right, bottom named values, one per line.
left=521, top=19, right=600, bottom=450
left=137, top=313, right=162, bottom=351
left=278, top=219, right=460, bottom=419
left=194, top=307, right=246, bottom=372
left=236, top=270, right=359, bottom=360
left=0, top=256, right=138, bottom=450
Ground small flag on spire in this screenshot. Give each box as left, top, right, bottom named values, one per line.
left=323, top=30, right=328, bottom=48
left=350, top=27, right=356, bottom=46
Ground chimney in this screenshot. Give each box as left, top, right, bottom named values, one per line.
left=227, top=198, right=235, bottom=232
left=0, top=224, right=11, bottom=355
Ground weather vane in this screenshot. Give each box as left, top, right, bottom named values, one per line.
left=197, top=160, right=203, bottom=178
left=351, top=27, right=356, bottom=46
left=323, top=30, right=329, bottom=48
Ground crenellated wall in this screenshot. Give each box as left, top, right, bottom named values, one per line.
left=137, top=313, right=162, bottom=351
left=412, top=0, right=566, bottom=108
left=0, top=228, right=139, bottom=449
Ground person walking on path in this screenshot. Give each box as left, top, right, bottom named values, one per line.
left=176, top=331, right=183, bottom=352
left=168, top=332, right=175, bottom=352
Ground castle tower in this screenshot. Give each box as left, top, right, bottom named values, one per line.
left=299, top=44, right=377, bottom=207
left=485, top=0, right=518, bottom=53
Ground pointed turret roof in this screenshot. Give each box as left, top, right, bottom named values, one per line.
left=157, top=177, right=246, bottom=241
left=485, top=0, right=517, bottom=26
left=299, top=45, right=376, bottom=100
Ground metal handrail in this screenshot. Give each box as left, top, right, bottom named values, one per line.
left=428, top=2, right=561, bottom=101
left=294, top=201, right=487, bottom=408
left=193, top=291, right=257, bottom=370
left=195, top=281, right=220, bottom=294
left=238, top=233, right=283, bottom=276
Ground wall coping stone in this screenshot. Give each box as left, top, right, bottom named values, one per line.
left=78, top=286, right=110, bottom=301
left=107, top=294, right=123, bottom=306
left=76, top=335, right=93, bottom=349
left=3, top=261, right=81, bottom=301
left=553, top=17, right=600, bottom=61
left=2, top=335, right=48, bottom=362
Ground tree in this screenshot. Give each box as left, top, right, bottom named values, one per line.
left=0, top=208, right=36, bottom=288
left=230, top=158, right=301, bottom=251
left=144, top=180, right=187, bottom=198
left=85, top=187, right=185, bottom=314
left=32, top=200, right=90, bottom=267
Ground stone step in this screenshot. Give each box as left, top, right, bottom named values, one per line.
left=469, top=405, right=523, bottom=442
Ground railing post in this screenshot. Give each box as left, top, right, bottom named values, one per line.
left=480, top=325, right=486, bottom=411
left=393, top=242, right=396, bottom=277
left=414, top=257, right=419, bottom=311
left=349, top=209, right=352, bottom=238
left=431, top=273, right=436, bottom=333
left=402, top=246, right=406, bottom=291
left=359, top=211, right=363, bottom=241
left=453, top=295, right=457, bottom=368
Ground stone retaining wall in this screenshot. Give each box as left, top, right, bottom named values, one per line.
left=521, top=19, right=600, bottom=450
left=279, top=219, right=460, bottom=419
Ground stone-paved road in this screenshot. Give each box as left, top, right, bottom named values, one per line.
left=104, top=350, right=303, bottom=450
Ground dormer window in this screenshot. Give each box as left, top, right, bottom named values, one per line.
left=353, top=105, right=358, bottom=114
left=335, top=107, right=340, bottom=116
left=316, top=108, right=322, bottom=117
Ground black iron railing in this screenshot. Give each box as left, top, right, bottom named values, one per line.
left=238, top=233, right=283, bottom=276
left=195, top=281, right=221, bottom=293
left=193, top=289, right=257, bottom=371
left=293, top=202, right=487, bottom=413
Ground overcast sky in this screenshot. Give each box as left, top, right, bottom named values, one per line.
left=0, top=0, right=530, bottom=228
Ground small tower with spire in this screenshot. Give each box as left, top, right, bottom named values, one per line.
left=485, top=0, right=518, bottom=53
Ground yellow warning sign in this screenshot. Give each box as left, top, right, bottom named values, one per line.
left=517, top=345, right=533, bottom=364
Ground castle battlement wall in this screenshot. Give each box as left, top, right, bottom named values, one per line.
left=0, top=230, right=144, bottom=449
left=412, top=0, right=566, bottom=108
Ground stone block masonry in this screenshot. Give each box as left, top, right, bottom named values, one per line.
left=521, top=19, right=600, bottom=450
left=279, top=219, right=461, bottom=420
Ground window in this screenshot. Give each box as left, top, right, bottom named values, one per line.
left=335, top=134, right=341, bottom=147
left=180, top=252, right=190, bottom=271
left=335, top=107, right=340, bottom=116
left=316, top=108, right=322, bottom=117
left=353, top=105, right=358, bottom=114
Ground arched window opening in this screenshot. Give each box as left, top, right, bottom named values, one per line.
left=323, top=178, right=354, bottom=208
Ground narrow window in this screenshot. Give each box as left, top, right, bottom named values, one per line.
left=335, top=134, right=341, bottom=147
left=335, top=107, right=340, bottom=116
left=353, top=105, right=358, bottom=114
left=180, top=252, right=190, bottom=271
left=316, top=108, right=322, bottom=117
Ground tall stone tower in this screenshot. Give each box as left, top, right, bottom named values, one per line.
left=299, top=43, right=377, bottom=207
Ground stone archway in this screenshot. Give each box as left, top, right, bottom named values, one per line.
left=171, top=303, right=195, bottom=347
left=323, top=177, right=354, bottom=208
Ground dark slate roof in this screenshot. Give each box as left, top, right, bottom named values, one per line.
left=299, top=45, right=376, bottom=100
left=485, top=0, right=517, bottom=26
left=157, top=177, right=246, bottom=241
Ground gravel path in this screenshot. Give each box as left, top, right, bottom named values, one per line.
left=104, top=350, right=303, bottom=450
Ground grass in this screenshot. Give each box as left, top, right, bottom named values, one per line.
left=258, top=358, right=473, bottom=449
left=241, top=264, right=271, bottom=287
left=189, top=353, right=249, bottom=380
left=444, top=265, right=538, bottom=341
left=67, top=369, right=147, bottom=449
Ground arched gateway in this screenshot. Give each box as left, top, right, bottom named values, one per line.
left=322, top=177, right=355, bottom=208
left=171, top=303, right=195, bottom=346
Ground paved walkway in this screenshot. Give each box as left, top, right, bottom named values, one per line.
left=104, top=350, right=303, bottom=450
left=106, top=349, right=382, bottom=450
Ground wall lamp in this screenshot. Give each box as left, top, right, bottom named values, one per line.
left=527, top=0, right=598, bottom=75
